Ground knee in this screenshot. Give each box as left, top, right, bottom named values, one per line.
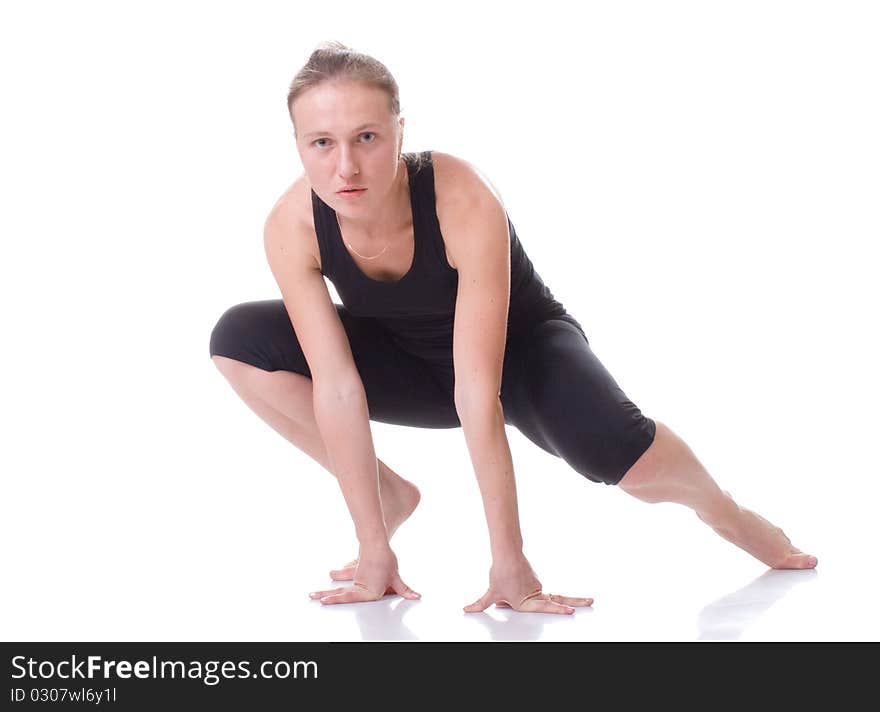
left=574, top=414, right=658, bottom=487
left=616, top=418, right=670, bottom=496
left=208, top=300, right=285, bottom=373
left=209, top=302, right=252, bottom=359
left=211, top=353, right=250, bottom=381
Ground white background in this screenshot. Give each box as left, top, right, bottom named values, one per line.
left=2, top=0, right=878, bottom=641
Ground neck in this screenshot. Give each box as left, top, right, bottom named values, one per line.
left=338, top=158, right=410, bottom=240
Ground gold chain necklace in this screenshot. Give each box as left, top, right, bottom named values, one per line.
left=344, top=237, right=391, bottom=260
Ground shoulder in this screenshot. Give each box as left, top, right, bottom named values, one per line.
left=431, top=151, right=510, bottom=268
left=431, top=151, right=506, bottom=212
left=263, top=173, right=322, bottom=272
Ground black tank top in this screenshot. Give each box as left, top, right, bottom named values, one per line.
left=311, top=150, right=585, bottom=365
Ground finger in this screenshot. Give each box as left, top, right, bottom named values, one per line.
left=352, top=581, right=395, bottom=595
left=495, top=594, right=591, bottom=609
left=320, top=588, right=379, bottom=605
left=329, top=566, right=357, bottom=581
left=329, top=558, right=359, bottom=580
left=391, top=575, right=421, bottom=600
left=492, top=594, right=525, bottom=608
left=309, top=586, right=346, bottom=600
left=518, top=596, right=575, bottom=615
left=463, top=589, right=493, bottom=613
left=548, top=594, right=594, bottom=607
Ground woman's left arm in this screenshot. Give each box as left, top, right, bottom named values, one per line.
left=446, top=175, right=523, bottom=562
left=437, top=155, right=591, bottom=614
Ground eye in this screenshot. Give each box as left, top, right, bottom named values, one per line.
left=360, top=132, right=376, bottom=142
left=313, top=138, right=330, bottom=148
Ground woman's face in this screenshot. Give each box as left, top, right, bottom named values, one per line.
left=292, top=80, right=404, bottom=219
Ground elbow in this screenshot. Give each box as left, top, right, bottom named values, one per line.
left=454, top=386, right=501, bottom=422
left=313, top=373, right=365, bottom=404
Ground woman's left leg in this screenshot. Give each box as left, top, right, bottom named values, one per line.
left=616, top=420, right=818, bottom=569
left=501, top=319, right=817, bottom=570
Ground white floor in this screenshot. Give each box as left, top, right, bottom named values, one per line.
left=3, top=393, right=875, bottom=642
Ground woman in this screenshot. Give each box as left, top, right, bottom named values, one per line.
left=209, top=41, right=818, bottom=615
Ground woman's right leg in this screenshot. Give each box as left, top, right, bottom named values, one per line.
left=210, top=354, right=421, bottom=545
left=209, top=300, right=460, bottom=579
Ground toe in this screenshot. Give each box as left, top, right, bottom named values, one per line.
left=775, top=551, right=818, bottom=569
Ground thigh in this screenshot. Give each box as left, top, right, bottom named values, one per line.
left=501, top=319, right=656, bottom=485
left=209, top=300, right=460, bottom=428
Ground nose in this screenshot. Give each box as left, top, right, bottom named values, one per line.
left=337, top=147, right=360, bottom=179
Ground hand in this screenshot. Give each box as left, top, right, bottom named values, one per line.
left=329, top=558, right=359, bottom=581
left=309, top=545, right=421, bottom=605
left=463, top=554, right=593, bottom=615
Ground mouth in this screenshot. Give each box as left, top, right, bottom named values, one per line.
left=337, top=187, right=367, bottom=198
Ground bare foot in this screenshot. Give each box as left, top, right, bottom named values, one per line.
left=328, top=477, right=421, bottom=581
left=696, top=490, right=818, bottom=569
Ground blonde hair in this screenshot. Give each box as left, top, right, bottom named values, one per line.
left=287, top=41, right=401, bottom=132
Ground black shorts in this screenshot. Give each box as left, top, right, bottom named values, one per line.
left=209, top=300, right=656, bottom=486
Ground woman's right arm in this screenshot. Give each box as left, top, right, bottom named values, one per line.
left=262, top=209, right=389, bottom=551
